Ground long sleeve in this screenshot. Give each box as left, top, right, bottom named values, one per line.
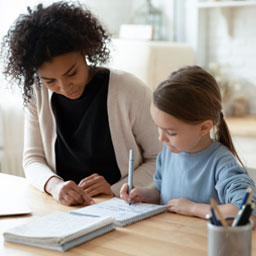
left=215, top=158, right=256, bottom=215
left=108, top=70, right=162, bottom=195
left=23, top=87, right=60, bottom=192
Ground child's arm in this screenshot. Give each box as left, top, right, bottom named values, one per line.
left=168, top=198, right=238, bottom=219
left=168, top=198, right=256, bottom=228
left=120, top=183, right=160, bottom=204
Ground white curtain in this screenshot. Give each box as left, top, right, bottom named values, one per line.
left=0, top=0, right=51, bottom=176
left=0, top=91, right=24, bottom=176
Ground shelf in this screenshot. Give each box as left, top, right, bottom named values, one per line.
left=225, top=116, right=256, bottom=137
left=198, top=1, right=256, bottom=9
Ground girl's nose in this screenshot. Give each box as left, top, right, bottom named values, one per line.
left=158, top=129, right=168, bottom=143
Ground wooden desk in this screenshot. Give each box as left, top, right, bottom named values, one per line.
left=0, top=173, right=255, bottom=256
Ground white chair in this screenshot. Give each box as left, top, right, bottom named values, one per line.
left=108, top=38, right=195, bottom=90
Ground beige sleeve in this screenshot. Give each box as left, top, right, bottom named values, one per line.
left=110, top=81, right=162, bottom=196
left=23, top=97, right=60, bottom=192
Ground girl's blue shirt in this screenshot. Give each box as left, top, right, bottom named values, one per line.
left=154, top=141, right=256, bottom=215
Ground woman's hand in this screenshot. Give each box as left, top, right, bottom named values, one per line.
left=45, top=177, right=95, bottom=206
left=78, top=173, right=113, bottom=197
left=167, top=198, right=197, bottom=216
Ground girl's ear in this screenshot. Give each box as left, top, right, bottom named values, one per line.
left=200, top=120, right=213, bottom=136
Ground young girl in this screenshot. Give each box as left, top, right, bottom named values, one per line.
left=120, top=65, right=256, bottom=222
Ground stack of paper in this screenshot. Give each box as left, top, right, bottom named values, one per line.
left=4, top=211, right=114, bottom=251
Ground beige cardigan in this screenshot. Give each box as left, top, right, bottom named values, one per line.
left=23, top=69, right=162, bottom=196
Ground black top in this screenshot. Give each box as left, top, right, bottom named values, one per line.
left=51, top=68, right=121, bottom=185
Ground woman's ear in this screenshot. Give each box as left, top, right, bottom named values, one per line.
left=200, top=120, right=213, bottom=136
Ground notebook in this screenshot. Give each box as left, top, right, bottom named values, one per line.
left=0, top=196, right=32, bottom=217
left=3, top=211, right=115, bottom=252
left=0, top=205, right=32, bottom=217
left=70, top=197, right=167, bottom=226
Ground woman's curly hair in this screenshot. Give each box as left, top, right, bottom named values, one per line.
left=1, top=1, right=111, bottom=105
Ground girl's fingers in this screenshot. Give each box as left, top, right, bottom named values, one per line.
left=120, top=183, right=130, bottom=202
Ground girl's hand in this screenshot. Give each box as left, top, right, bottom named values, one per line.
left=120, top=183, right=145, bottom=204
left=46, top=177, right=95, bottom=206
left=167, top=198, right=197, bottom=217
left=78, top=173, right=113, bottom=197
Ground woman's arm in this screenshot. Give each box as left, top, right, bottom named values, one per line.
left=23, top=90, right=94, bottom=205
left=108, top=74, right=162, bottom=195
left=23, top=95, right=60, bottom=192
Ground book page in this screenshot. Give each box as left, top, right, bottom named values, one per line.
left=70, top=198, right=166, bottom=222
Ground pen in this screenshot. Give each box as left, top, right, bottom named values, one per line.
left=246, top=187, right=254, bottom=205
left=210, top=208, right=220, bottom=226
left=210, top=198, right=228, bottom=227
left=128, top=149, right=134, bottom=205
left=239, top=187, right=252, bottom=209
left=232, top=203, right=255, bottom=227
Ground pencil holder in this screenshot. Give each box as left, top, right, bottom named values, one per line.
left=208, top=217, right=253, bottom=256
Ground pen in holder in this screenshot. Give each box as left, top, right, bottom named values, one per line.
left=208, top=217, right=253, bottom=256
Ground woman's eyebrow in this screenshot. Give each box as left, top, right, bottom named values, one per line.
left=40, top=63, right=77, bottom=80
left=62, top=63, right=76, bottom=76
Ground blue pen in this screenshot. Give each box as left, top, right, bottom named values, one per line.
left=210, top=198, right=222, bottom=226
left=232, top=203, right=255, bottom=226
left=128, top=149, right=134, bottom=205
left=210, top=208, right=221, bottom=226
left=239, top=187, right=252, bottom=209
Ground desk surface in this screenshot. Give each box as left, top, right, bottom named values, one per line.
left=0, top=173, right=255, bottom=256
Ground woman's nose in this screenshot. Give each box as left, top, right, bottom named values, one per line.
left=59, top=79, right=71, bottom=92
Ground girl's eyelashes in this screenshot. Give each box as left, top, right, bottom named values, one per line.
left=167, top=131, right=177, bottom=136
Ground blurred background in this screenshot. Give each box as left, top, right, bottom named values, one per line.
left=0, top=0, right=255, bottom=178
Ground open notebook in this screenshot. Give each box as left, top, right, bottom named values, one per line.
left=3, top=212, right=114, bottom=252
left=70, top=197, right=167, bottom=226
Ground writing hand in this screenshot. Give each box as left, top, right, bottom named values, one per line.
left=78, top=173, right=113, bottom=197
left=120, top=183, right=143, bottom=204
left=46, top=177, right=95, bottom=206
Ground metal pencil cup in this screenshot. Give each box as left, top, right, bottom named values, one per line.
left=208, top=218, right=253, bottom=256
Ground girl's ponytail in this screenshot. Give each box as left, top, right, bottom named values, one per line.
left=216, top=112, right=244, bottom=167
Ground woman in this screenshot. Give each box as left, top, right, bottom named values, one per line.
left=1, top=1, right=161, bottom=206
